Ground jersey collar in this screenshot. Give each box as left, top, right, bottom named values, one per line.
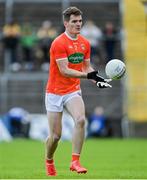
left=64, top=31, right=78, bottom=41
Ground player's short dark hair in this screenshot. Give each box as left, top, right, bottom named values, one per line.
left=62, top=6, right=83, bottom=22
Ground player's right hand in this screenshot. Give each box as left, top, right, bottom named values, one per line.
left=96, top=81, right=112, bottom=88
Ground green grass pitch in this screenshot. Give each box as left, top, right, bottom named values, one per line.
left=0, top=138, right=147, bottom=179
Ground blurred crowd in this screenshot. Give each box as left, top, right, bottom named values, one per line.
left=1, top=20, right=58, bottom=72
left=0, top=19, right=121, bottom=72
left=0, top=105, right=113, bottom=142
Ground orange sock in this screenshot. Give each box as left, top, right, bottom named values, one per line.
left=72, top=153, right=80, bottom=162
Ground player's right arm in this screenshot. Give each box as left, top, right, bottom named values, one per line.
left=56, top=58, right=111, bottom=88
left=56, top=58, right=87, bottom=78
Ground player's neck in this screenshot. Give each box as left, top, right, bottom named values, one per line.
left=65, top=31, right=78, bottom=40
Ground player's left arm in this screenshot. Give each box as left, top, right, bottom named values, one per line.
left=82, top=42, right=107, bottom=82
left=82, top=59, right=94, bottom=73
left=83, top=59, right=112, bottom=88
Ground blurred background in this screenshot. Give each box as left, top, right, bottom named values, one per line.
left=0, top=0, right=147, bottom=141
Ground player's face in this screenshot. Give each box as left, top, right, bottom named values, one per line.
left=64, top=15, right=82, bottom=36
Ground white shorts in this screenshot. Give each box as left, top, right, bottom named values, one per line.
left=45, top=91, right=81, bottom=112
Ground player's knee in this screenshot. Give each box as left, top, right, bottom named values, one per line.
left=76, top=116, right=85, bottom=128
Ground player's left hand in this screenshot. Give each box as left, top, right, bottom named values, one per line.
left=87, top=71, right=112, bottom=88
left=87, top=71, right=105, bottom=82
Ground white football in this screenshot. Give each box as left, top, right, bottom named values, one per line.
left=105, top=59, right=126, bottom=80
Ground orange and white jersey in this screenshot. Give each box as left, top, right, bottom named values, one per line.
left=46, top=32, right=90, bottom=95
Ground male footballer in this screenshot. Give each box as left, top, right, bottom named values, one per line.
left=45, top=6, right=111, bottom=176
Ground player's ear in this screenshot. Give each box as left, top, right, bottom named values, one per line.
left=64, top=21, right=68, bottom=28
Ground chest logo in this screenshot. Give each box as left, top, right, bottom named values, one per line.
left=68, top=53, right=84, bottom=64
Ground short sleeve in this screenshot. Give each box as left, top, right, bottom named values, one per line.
left=51, top=41, right=67, bottom=60
left=84, top=40, right=91, bottom=60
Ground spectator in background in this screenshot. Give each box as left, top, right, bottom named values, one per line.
left=81, top=20, right=103, bottom=66
left=6, top=107, right=30, bottom=137
left=102, top=22, right=118, bottom=62
left=37, top=20, right=57, bottom=71
left=2, top=20, right=21, bottom=72
left=20, top=22, right=38, bottom=71
left=88, top=106, right=107, bottom=137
